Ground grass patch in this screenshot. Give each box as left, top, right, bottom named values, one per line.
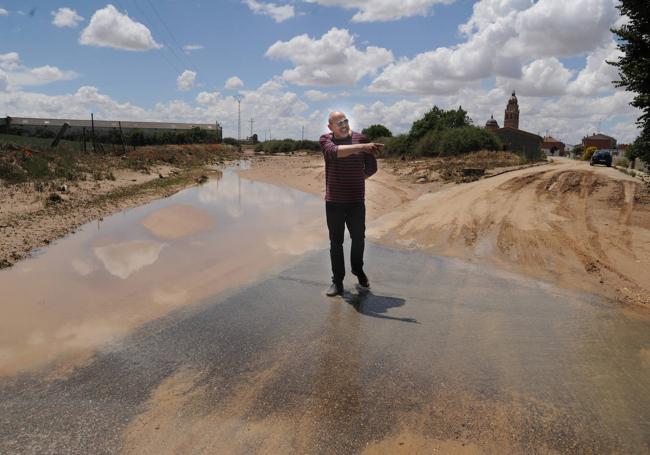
left=90, top=170, right=205, bottom=209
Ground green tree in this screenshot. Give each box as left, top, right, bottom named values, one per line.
left=408, top=106, right=471, bottom=144
left=362, top=124, right=392, bottom=140
left=610, top=0, right=650, bottom=164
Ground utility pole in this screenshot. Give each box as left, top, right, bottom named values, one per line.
left=234, top=95, right=243, bottom=149
left=301, top=125, right=304, bottom=141
left=90, top=113, right=96, bottom=153
left=249, top=117, right=255, bottom=137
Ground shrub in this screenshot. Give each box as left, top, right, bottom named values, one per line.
left=582, top=146, right=598, bottom=161
left=255, top=139, right=319, bottom=154
left=22, top=155, right=51, bottom=179
left=0, top=160, right=27, bottom=183
left=278, top=140, right=293, bottom=153
left=436, top=127, right=502, bottom=156
left=572, top=144, right=584, bottom=158
left=222, top=137, right=239, bottom=146
left=414, top=130, right=442, bottom=157
left=295, top=140, right=320, bottom=151
left=382, top=134, right=411, bottom=157
left=615, top=157, right=629, bottom=168
left=362, top=124, right=392, bottom=141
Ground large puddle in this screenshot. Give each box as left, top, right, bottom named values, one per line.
left=0, top=162, right=327, bottom=375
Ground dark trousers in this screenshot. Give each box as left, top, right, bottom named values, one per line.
left=326, top=201, right=365, bottom=284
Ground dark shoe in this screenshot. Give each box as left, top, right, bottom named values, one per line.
left=352, top=271, right=370, bottom=288
left=326, top=282, right=344, bottom=297
left=353, top=270, right=370, bottom=290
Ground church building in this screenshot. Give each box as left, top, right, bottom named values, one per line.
left=484, top=91, right=542, bottom=161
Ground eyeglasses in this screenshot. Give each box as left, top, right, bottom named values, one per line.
left=334, top=118, right=349, bottom=128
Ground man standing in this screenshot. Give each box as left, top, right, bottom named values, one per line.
left=319, top=111, right=383, bottom=297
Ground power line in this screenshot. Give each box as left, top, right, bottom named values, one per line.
left=112, top=0, right=183, bottom=74
left=128, top=0, right=189, bottom=74
left=143, top=0, right=200, bottom=73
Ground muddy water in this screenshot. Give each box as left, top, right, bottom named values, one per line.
left=0, top=162, right=327, bottom=375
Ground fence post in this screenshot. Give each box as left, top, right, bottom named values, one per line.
left=91, top=113, right=96, bottom=153
left=50, top=122, right=70, bottom=148
left=118, top=121, right=127, bottom=155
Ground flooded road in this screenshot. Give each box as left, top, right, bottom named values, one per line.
left=0, top=163, right=326, bottom=375
left=1, top=164, right=649, bottom=454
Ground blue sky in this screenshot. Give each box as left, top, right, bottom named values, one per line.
left=0, top=0, right=640, bottom=144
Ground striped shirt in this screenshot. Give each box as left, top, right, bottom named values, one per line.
left=320, top=131, right=378, bottom=203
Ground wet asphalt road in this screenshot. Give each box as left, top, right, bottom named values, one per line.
left=1, top=243, right=650, bottom=454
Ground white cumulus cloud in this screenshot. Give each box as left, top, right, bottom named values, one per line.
left=14, top=65, right=78, bottom=87
left=225, top=76, right=244, bottom=90
left=177, top=70, right=197, bottom=91
left=304, top=0, right=455, bottom=22
left=497, top=58, right=574, bottom=97
left=568, top=40, right=622, bottom=96
left=0, top=7, right=8, bottom=16
left=243, top=0, right=294, bottom=22
left=0, top=70, right=8, bottom=92
left=304, top=89, right=329, bottom=101
left=0, top=52, right=78, bottom=90
left=79, top=4, right=161, bottom=51
left=51, top=7, right=84, bottom=28
left=196, top=90, right=220, bottom=104
left=369, top=0, right=619, bottom=95
left=0, top=52, right=20, bottom=71
left=266, top=27, right=393, bottom=86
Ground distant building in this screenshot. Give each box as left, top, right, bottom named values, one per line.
left=483, top=92, right=542, bottom=160
left=582, top=133, right=616, bottom=151
left=0, top=116, right=223, bottom=142
left=485, top=115, right=499, bottom=132
left=504, top=91, right=520, bottom=129
left=494, top=127, right=543, bottom=161
left=541, top=135, right=565, bottom=156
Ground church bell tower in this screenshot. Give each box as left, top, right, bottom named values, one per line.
left=504, top=91, right=519, bottom=129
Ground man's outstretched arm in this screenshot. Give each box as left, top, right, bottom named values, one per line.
left=320, top=135, right=384, bottom=160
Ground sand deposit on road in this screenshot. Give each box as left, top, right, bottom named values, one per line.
left=241, top=155, right=650, bottom=307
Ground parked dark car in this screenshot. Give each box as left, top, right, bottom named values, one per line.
left=590, top=150, right=612, bottom=167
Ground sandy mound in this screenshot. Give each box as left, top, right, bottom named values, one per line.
left=369, top=160, right=650, bottom=306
